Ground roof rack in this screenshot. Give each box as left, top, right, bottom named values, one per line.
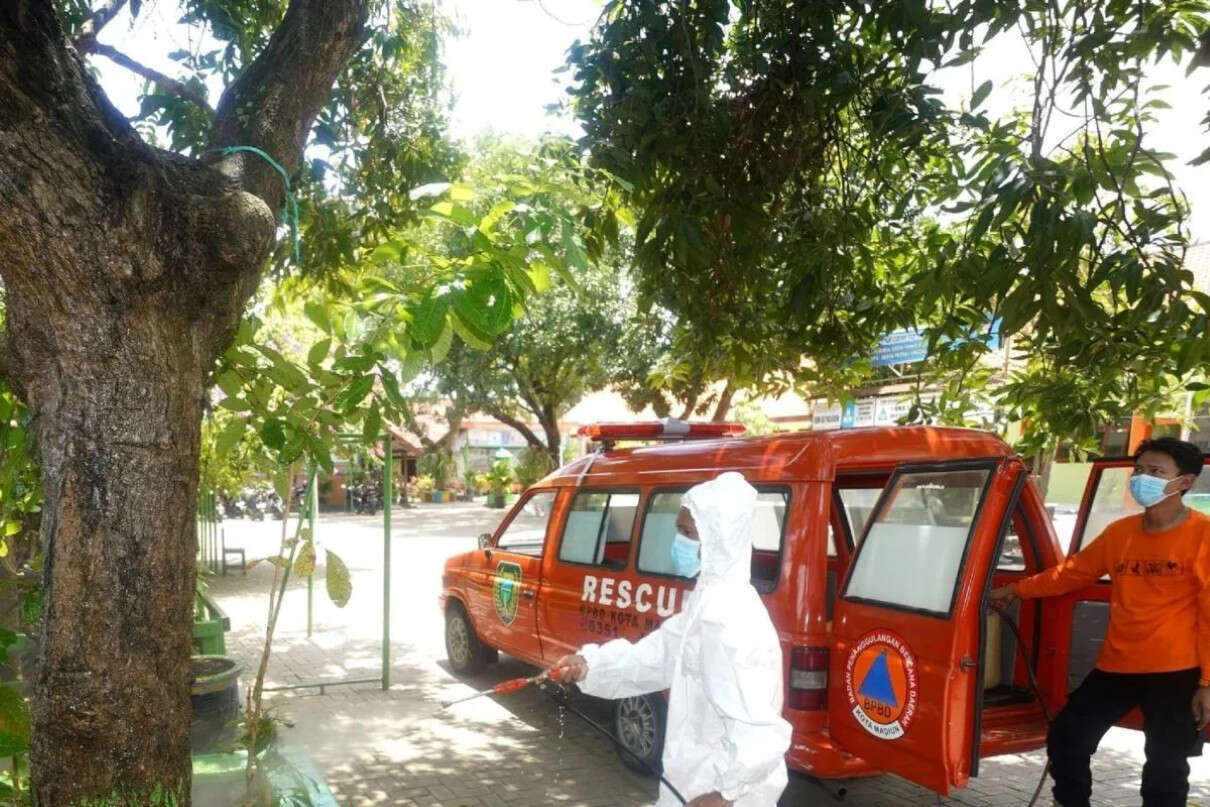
left=578, top=418, right=746, bottom=449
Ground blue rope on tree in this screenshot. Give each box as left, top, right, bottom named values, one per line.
left=219, top=145, right=301, bottom=265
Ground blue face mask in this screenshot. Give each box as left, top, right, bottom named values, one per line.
left=1129, top=474, right=1180, bottom=508
left=670, top=532, right=701, bottom=578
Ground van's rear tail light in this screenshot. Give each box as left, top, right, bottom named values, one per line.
left=789, top=646, right=829, bottom=710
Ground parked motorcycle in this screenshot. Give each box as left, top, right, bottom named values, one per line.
left=240, top=487, right=265, bottom=521
left=349, top=482, right=381, bottom=516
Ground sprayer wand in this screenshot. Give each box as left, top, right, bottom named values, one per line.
left=439, top=668, right=566, bottom=709
left=438, top=668, right=689, bottom=805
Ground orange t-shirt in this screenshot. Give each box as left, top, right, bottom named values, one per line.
left=1014, top=510, right=1210, bottom=681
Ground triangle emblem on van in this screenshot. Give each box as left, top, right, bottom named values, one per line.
left=858, top=650, right=899, bottom=707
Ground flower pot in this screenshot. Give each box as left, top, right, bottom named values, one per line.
left=190, top=655, right=244, bottom=754
left=487, top=493, right=507, bottom=509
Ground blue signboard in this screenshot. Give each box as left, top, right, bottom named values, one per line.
left=871, top=319, right=1002, bottom=367
left=871, top=329, right=928, bottom=367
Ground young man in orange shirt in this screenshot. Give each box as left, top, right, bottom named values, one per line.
left=991, top=437, right=1210, bottom=807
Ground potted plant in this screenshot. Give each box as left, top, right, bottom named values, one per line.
left=417, top=451, right=454, bottom=502
left=486, top=459, right=514, bottom=509
left=415, top=474, right=435, bottom=501
left=461, top=468, right=479, bottom=501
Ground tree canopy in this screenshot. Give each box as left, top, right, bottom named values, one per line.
left=568, top=0, right=1210, bottom=453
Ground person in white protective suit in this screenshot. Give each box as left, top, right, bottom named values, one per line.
left=552, top=472, right=791, bottom=807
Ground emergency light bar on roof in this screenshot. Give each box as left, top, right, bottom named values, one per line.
left=578, top=419, right=746, bottom=443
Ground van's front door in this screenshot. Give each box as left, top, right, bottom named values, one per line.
left=479, top=490, right=559, bottom=662
left=828, top=460, right=1023, bottom=794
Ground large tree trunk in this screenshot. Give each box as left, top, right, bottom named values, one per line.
left=0, top=1, right=367, bottom=801
left=539, top=406, right=562, bottom=468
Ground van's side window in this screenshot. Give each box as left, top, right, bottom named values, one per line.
left=844, top=468, right=991, bottom=616
left=838, top=487, right=882, bottom=545
left=496, top=491, right=557, bottom=557
left=558, top=491, right=639, bottom=569
left=637, top=487, right=789, bottom=589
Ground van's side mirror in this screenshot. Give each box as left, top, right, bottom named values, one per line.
left=477, top=533, right=491, bottom=550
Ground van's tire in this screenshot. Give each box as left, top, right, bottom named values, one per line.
left=445, top=602, right=491, bottom=674
left=613, top=693, right=666, bottom=775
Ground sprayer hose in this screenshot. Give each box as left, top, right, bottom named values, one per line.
left=990, top=603, right=1052, bottom=807
left=538, top=682, right=689, bottom=806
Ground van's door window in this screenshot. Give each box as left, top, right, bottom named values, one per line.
left=838, top=487, right=882, bottom=546
left=1076, top=466, right=1210, bottom=551
left=844, top=468, right=991, bottom=616
left=558, top=491, right=639, bottom=569
left=638, top=488, right=789, bottom=588
left=496, top=491, right=556, bottom=557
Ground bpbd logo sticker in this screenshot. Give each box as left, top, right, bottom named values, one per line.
left=844, top=630, right=919, bottom=740
left=493, top=562, right=522, bottom=625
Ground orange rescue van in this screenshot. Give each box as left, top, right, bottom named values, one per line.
left=439, top=422, right=1206, bottom=796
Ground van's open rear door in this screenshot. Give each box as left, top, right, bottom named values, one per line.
left=828, top=460, right=1023, bottom=794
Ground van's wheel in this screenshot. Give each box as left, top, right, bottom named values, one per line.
left=613, top=693, right=666, bottom=775
left=445, top=603, right=491, bottom=674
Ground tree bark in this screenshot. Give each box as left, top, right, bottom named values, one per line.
left=0, top=1, right=367, bottom=802
left=538, top=405, right=562, bottom=467
left=711, top=382, right=735, bottom=421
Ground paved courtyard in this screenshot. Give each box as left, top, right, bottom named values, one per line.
left=205, top=502, right=1210, bottom=806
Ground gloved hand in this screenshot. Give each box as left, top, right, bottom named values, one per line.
left=550, top=654, right=588, bottom=683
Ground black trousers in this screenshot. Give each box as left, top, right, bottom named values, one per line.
left=1048, top=667, right=1202, bottom=807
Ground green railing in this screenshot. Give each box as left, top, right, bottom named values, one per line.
left=196, top=490, right=221, bottom=576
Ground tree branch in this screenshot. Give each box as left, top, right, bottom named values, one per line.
left=487, top=407, right=545, bottom=449
left=90, top=43, right=214, bottom=119
left=72, top=0, right=129, bottom=52
left=210, top=0, right=370, bottom=216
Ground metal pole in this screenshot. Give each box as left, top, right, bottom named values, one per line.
left=307, top=465, right=317, bottom=638
left=383, top=433, right=392, bottom=690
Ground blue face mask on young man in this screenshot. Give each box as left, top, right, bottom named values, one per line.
left=1129, top=474, right=1183, bottom=508
left=670, top=531, right=701, bottom=578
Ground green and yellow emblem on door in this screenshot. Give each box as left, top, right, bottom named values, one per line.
left=493, top=562, right=523, bottom=625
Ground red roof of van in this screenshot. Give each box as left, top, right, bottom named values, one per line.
left=545, top=426, right=1014, bottom=486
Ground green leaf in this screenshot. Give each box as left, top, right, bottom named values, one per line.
left=971, top=79, right=993, bottom=110
left=363, top=401, right=383, bottom=445
left=215, top=370, right=243, bottom=398
left=378, top=367, right=409, bottom=412
left=429, top=320, right=454, bottom=364
left=452, top=275, right=514, bottom=336
left=307, top=338, right=331, bottom=368
left=304, top=301, right=332, bottom=334
left=333, top=354, right=378, bottom=374
left=216, top=418, right=245, bottom=455
left=3, top=521, right=19, bottom=537
left=325, top=550, right=351, bottom=607
left=333, top=375, right=375, bottom=412
left=409, top=295, right=449, bottom=347
left=218, top=397, right=251, bottom=412
left=429, top=201, right=477, bottom=227
left=450, top=310, right=494, bottom=350
left=293, top=541, right=317, bottom=578
left=20, top=589, right=41, bottom=625
left=0, top=685, right=29, bottom=752
left=561, top=221, right=589, bottom=272
left=265, top=555, right=290, bottom=569
left=260, top=419, right=287, bottom=451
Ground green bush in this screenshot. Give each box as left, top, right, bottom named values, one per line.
left=515, top=446, right=554, bottom=490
